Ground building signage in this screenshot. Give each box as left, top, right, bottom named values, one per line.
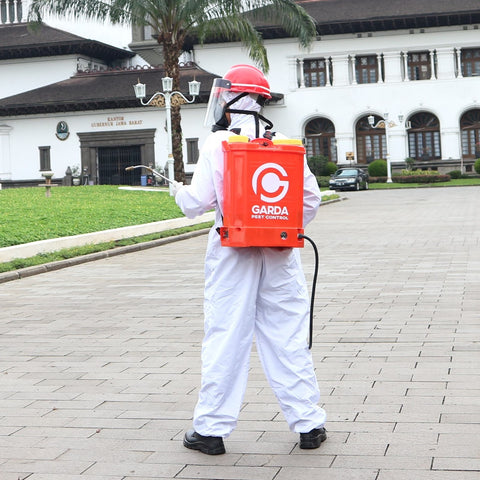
left=91, top=116, right=143, bottom=128
left=55, top=121, right=69, bottom=140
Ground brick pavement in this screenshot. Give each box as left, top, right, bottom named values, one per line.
left=0, top=186, right=479, bottom=480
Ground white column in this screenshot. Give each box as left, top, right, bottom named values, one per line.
left=389, top=126, right=408, bottom=165
left=456, top=48, right=463, bottom=78
left=335, top=132, right=355, bottom=166
left=377, top=54, right=384, bottom=83
left=436, top=47, right=456, bottom=80
left=298, top=58, right=305, bottom=88
left=325, top=57, right=330, bottom=86
left=21, top=0, right=27, bottom=22
left=430, top=49, right=436, bottom=79
left=0, top=125, right=13, bottom=180
left=441, top=127, right=462, bottom=160
left=350, top=55, right=357, bottom=84
left=383, top=51, right=403, bottom=83
left=330, top=54, right=351, bottom=86
left=403, top=51, right=410, bottom=81
left=288, top=57, right=298, bottom=91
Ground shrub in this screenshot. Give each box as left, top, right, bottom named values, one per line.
left=307, top=155, right=328, bottom=176
left=368, top=159, right=387, bottom=177
left=308, top=155, right=337, bottom=176
left=326, top=161, right=337, bottom=175
left=474, top=158, right=480, bottom=175
left=393, top=174, right=450, bottom=183
left=448, top=170, right=462, bottom=179
left=400, top=169, right=439, bottom=176
left=316, top=176, right=331, bottom=188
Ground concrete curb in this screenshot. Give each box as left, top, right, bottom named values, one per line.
left=0, top=228, right=210, bottom=284
left=0, top=211, right=216, bottom=263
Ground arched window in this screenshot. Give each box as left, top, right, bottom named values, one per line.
left=460, top=109, right=480, bottom=158
left=304, top=118, right=336, bottom=162
left=356, top=115, right=386, bottom=164
left=407, top=112, right=441, bottom=160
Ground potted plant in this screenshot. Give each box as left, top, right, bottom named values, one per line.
left=405, top=157, right=415, bottom=170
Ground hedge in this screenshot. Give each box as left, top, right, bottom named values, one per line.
left=370, top=174, right=451, bottom=184
left=393, top=174, right=451, bottom=183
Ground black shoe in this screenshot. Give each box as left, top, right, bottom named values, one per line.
left=299, top=427, right=327, bottom=449
left=183, top=429, right=226, bottom=455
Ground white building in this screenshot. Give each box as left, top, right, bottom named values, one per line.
left=192, top=0, right=480, bottom=173
left=2, top=0, right=480, bottom=187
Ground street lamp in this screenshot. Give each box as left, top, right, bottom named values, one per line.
left=133, top=76, right=201, bottom=195
left=368, top=113, right=403, bottom=183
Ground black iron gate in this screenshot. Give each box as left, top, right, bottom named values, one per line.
left=98, top=146, right=141, bottom=185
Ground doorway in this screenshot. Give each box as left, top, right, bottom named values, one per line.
left=78, top=129, right=156, bottom=185
left=98, top=146, right=141, bottom=185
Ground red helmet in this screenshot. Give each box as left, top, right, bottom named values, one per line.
left=223, top=64, right=272, bottom=99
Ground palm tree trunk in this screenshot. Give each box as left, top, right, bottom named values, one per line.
left=162, top=40, right=186, bottom=183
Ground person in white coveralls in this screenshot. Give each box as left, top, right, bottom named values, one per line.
left=173, top=64, right=327, bottom=455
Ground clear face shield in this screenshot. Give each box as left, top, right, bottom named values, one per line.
left=204, top=78, right=234, bottom=129
left=204, top=78, right=274, bottom=136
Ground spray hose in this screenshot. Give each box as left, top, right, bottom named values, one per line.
left=298, top=234, right=319, bottom=350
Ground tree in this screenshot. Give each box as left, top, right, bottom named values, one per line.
left=29, top=0, right=317, bottom=182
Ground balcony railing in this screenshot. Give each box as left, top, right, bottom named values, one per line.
left=1, top=0, right=26, bottom=24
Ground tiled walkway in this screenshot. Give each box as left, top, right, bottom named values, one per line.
left=0, top=187, right=479, bottom=479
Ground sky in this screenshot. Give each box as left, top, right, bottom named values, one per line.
left=44, top=16, right=133, bottom=50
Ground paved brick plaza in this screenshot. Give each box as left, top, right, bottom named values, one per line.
left=0, top=187, right=479, bottom=479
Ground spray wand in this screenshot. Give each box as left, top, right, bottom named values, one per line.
left=125, top=165, right=174, bottom=184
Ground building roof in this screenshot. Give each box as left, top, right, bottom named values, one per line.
left=0, top=63, right=283, bottom=117
left=257, top=0, right=480, bottom=37
left=0, top=64, right=203, bottom=116
left=0, top=23, right=135, bottom=61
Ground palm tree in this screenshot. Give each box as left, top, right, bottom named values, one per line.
left=28, top=0, right=317, bottom=182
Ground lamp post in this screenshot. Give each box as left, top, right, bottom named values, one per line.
left=368, top=113, right=404, bottom=183
left=133, top=76, right=201, bottom=195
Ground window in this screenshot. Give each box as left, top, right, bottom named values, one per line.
left=407, top=51, right=431, bottom=80
left=461, top=48, right=480, bottom=77
left=39, top=146, right=51, bottom=172
left=356, top=116, right=386, bottom=164
left=407, top=112, right=441, bottom=160
left=186, top=138, right=199, bottom=164
left=460, top=109, right=480, bottom=158
left=304, top=59, right=328, bottom=87
left=304, top=118, right=336, bottom=162
left=355, top=55, right=378, bottom=84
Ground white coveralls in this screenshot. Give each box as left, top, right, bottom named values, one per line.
left=175, top=102, right=326, bottom=438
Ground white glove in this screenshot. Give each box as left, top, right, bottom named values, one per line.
left=171, top=180, right=183, bottom=197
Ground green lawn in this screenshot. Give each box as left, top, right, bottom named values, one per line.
left=0, top=185, right=183, bottom=248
